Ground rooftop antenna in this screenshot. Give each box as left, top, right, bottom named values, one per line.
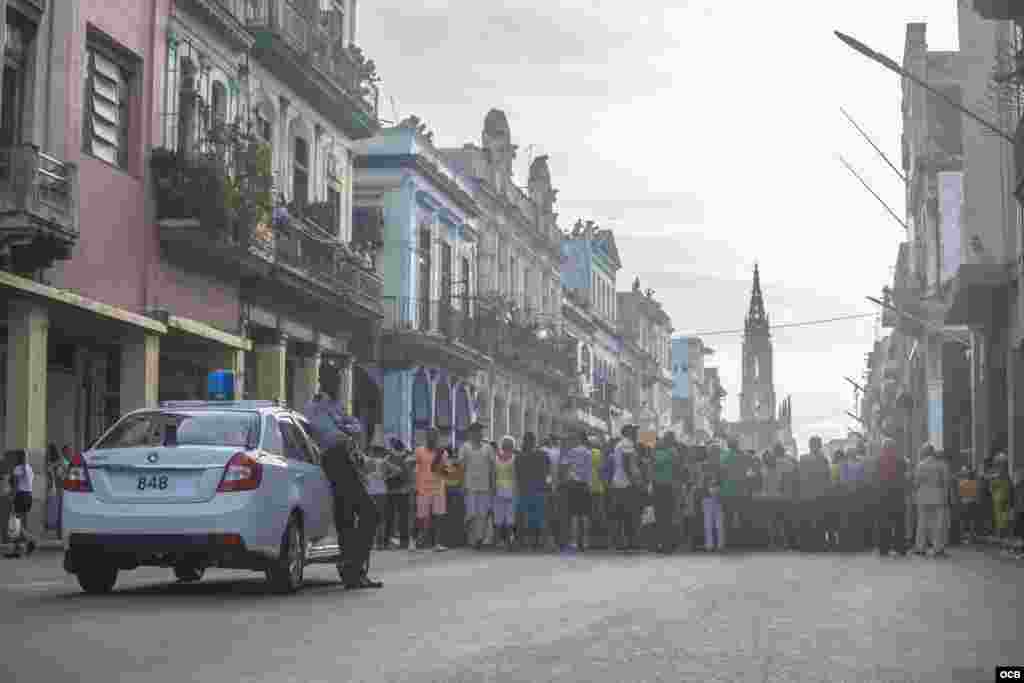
left=839, top=107, right=907, bottom=185
left=836, top=154, right=909, bottom=232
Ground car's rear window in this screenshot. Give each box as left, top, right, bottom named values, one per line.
left=93, top=411, right=261, bottom=449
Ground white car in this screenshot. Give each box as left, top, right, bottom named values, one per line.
left=62, top=400, right=345, bottom=594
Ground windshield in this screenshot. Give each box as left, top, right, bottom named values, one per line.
left=93, top=411, right=261, bottom=450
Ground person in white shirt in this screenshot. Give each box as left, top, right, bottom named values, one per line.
left=7, top=450, right=37, bottom=557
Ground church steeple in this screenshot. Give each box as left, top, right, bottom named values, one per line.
left=745, top=262, right=768, bottom=332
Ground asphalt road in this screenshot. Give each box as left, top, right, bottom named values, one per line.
left=1, top=546, right=1021, bottom=683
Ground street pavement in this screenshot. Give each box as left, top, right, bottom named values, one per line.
left=1, top=545, right=1022, bottom=683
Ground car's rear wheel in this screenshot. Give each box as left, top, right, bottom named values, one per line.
left=173, top=564, right=205, bottom=583
left=266, top=515, right=304, bottom=594
left=77, top=565, right=118, bottom=595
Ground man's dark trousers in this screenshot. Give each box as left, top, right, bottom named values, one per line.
left=327, top=447, right=378, bottom=584
left=800, top=498, right=827, bottom=551
left=876, top=484, right=906, bottom=555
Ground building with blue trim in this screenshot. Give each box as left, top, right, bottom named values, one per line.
left=561, top=219, right=626, bottom=437
left=353, top=125, right=490, bottom=447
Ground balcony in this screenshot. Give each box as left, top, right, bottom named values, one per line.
left=378, top=297, right=491, bottom=373
left=492, top=320, right=574, bottom=389
left=0, top=144, right=78, bottom=274
left=152, top=148, right=381, bottom=318
left=246, top=0, right=379, bottom=139
left=176, top=0, right=253, bottom=49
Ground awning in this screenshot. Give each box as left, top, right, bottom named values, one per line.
left=944, top=263, right=1011, bottom=326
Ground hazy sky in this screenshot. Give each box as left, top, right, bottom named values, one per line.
left=360, top=1, right=960, bottom=450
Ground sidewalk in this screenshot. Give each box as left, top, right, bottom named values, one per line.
left=0, top=535, right=63, bottom=555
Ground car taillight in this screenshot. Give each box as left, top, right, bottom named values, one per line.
left=63, top=453, right=92, bottom=492
left=217, top=452, right=262, bottom=492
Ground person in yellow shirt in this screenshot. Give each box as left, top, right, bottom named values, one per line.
left=589, top=436, right=607, bottom=549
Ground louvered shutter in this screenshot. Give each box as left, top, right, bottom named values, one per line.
left=87, top=50, right=126, bottom=166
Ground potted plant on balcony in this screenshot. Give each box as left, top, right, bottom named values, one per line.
left=347, top=44, right=380, bottom=98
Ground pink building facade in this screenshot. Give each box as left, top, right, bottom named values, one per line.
left=0, top=0, right=383, bottom=539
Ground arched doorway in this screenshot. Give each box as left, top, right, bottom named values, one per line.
left=352, top=365, right=382, bottom=448
left=493, top=394, right=507, bottom=441
left=435, top=380, right=452, bottom=445
left=454, top=384, right=471, bottom=448
left=537, top=409, right=549, bottom=442
left=412, top=369, right=431, bottom=433
left=509, top=401, right=521, bottom=439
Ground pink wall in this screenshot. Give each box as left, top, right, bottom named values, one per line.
left=55, top=0, right=242, bottom=335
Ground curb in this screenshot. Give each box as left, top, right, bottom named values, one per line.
left=0, top=540, right=63, bottom=554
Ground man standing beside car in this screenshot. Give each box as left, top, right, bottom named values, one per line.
left=303, top=392, right=382, bottom=590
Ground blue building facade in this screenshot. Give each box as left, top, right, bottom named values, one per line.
left=353, top=127, right=490, bottom=448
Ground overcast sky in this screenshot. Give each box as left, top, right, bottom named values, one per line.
left=360, top=1, right=960, bottom=450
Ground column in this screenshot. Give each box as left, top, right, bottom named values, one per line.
left=339, top=354, right=355, bottom=415
left=293, top=348, right=321, bottom=412
left=969, top=331, right=985, bottom=467
left=216, top=347, right=246, bottom=399
left=254, top=333, right=287, bottom=403
left=5, top=299, right=48, bottom=482
left=120, top=332, right=160, bottom=413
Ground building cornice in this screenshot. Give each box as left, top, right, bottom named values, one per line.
left=356, top=154, right=481, bottom=218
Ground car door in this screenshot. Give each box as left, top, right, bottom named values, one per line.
left=292, top=415, right=335, bottom=540
left=278, top=416, right=328, bottom=541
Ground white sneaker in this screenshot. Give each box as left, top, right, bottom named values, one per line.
left=434, top=544, right=448, bottom=552
left=409, top=541, right=418, bottom=551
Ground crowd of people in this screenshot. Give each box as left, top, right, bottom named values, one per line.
left=361, top=424, right=1024, bottom=558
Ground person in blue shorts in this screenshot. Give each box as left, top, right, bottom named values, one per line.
left=515, top=432, right=549, bottom=550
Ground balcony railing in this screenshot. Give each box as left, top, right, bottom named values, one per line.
left=383, top=297, right=482, bottom=345
left=0, top=144, right=77, bottom=233
left=246, top=0, right=378, bottom=118
left=153, top=150, right=380, bottom=307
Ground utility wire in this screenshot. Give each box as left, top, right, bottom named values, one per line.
left=676, top=312, right=876, bottom=338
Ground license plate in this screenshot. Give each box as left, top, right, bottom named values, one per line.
left=122, top=471, right=197, bottom=497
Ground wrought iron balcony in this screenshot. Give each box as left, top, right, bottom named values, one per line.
left=246, top=0, right=379, bottom=138
left=0, top=144, right=78, bottom=273
left=379, top=297, right=491, bottom=372
left=152, top=148, right=381, bottom=316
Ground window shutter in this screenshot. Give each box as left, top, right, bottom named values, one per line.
left=88, top=49, right=125, bottom=166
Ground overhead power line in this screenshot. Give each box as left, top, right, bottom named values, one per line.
left=676, top=312, right=876, bottom=338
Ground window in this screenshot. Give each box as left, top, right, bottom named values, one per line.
left=93, top=411, right=261, bottom=449
left=326, top=186, right=340, bottom=232
left=0, top=18, right=30, bottom=148
left=254, top=106, right=272, bottom=142
left=293, top=136, right=309, bottom=206
left=84, top=34, right=134, bottom=168
left=262, top=415, right=284, bottom=455
left=279, top=417, right=316, bottom=463
left=440, top=241, right=453, bottom=306
left=417, top=224, right=432, bottom=328
left=293, top=416, right=322, bottom=464
left=210, top=81, right=227, bottom=128
left=461, top=256, right=471, bottom=316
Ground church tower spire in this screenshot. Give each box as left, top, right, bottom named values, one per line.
left=739, top=262, right=776, bottom=426
left=745, top=262, right=768, bottom=332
